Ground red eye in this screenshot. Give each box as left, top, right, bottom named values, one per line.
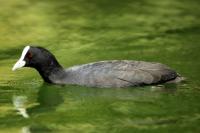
left=26, top=52, right=32, bottom=59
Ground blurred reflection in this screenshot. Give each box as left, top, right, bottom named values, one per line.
left=22, top=126, right=31, bottom=133
left=12, top=84, right=64, bottom=133
left=21, top=125, right=53, bottom=133
left=12, top=84, right=64, bottom=118
left=13, top=96, right=29, bottom=118
left=28, top=84, right=64, bottom=114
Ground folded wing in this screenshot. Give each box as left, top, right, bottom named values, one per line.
left=65, top=60, right=178, bottom=88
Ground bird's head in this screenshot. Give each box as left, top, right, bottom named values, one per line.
left=12, top=46, right=61, bottom=71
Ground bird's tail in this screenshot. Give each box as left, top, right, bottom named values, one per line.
left=167, top=75, right=186, bottom=83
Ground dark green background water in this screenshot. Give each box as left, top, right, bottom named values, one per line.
left=0, top=0, right=200, bottom=132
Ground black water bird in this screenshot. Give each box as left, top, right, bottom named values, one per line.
left=12, top=46, right=183, bottom=88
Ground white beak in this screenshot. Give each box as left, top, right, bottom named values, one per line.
left=12, top=60, right=26, bottom=71
left=12, top=46, right=30, bottom=71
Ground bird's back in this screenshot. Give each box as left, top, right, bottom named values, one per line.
left=64, top=60, right=178, bottom=88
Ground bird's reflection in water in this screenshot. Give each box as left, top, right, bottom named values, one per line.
left=12, top=84, right=64, bottom=133
left=21, top=125, right=52, bottom=133
left=28, top=83, right=64, bottom=114
left=13, top=83, right=64, bottom=118
left=22, top=126, right=31, bottom=133
left=13, top=96, right=29, bottom=118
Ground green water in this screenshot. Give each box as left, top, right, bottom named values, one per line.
left=0, top=0, right=200, bottom=132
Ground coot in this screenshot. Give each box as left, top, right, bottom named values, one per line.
left=12, top=46, right=182, bottom=88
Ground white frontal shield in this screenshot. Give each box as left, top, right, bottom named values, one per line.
left=12, top=46, right=30, bottom=71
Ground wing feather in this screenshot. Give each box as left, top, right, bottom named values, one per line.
left=65, top=60, right=177, bottom=87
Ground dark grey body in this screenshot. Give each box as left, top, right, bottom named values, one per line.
left=15, top=46, right=181, bottom=88
left=48, top=60, right=178, bottom=88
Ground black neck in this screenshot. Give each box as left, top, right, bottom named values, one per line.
left=35, top=63, right=65, bottom=83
